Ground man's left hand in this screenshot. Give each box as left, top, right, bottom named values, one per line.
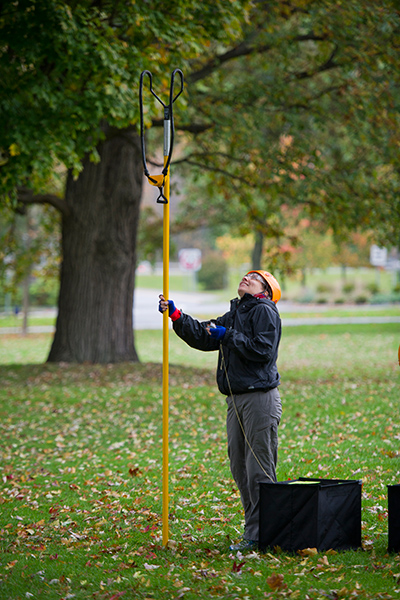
left=208, top=325, right=226, bottom=341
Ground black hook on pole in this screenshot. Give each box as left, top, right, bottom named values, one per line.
left=139, top=69, right=184, bottom=199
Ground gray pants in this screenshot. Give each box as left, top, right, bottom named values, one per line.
left=226, top=388, right=282, bottom=541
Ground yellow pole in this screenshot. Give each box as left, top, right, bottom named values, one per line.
left=139, top=69, right=183, bottom=548
left=162, top=125, right=171, bottom=547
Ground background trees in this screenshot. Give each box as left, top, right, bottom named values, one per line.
left=167, top=0, right=400, bottom=284
left=1, top=0, right=399, bottom=363
left=0, top=0, right=249, bottom=363
left=174, top=0, right=400, bottom=268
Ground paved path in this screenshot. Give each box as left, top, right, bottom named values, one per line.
left=1, top=289, right=399, bottom=333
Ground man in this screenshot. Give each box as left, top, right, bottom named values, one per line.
left=159, top=270, right=282, bottom=552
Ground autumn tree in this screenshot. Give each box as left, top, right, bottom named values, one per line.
left=175, top=0, right=400, bottom=268
left=0, top=0, right=249, bottom=362
left=1, top=0, right=399, bottom=363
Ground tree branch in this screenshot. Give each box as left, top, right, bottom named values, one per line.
left=173, top=151, right=245, bottom=166
left=291, top=45, right=340, bottom=80
left=173, top=159, right=254, bottom=187
left=17, top=187, right=71, bottom=217
left=281, top=83, right=348, bottom=110
left=188, top=30, right=328, bottom=83
left=188, top=40, right=272, bottom=83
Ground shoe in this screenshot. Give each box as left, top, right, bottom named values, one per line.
left=229, top=538, right=258, bottom=552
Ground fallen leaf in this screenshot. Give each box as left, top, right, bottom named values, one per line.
left=143, top=563, right=161, bottom=570
left=297, top=547, right=318, bottom=557
left=266, top=573, right=287, bottom=590
left=232, top=560, right=245, bottom=573
left=109, top=593, right=126, bottom=600
left=129, top=467, right=142, bottom=477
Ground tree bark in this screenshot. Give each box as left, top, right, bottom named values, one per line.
left=252, top=230, right=264, bottom=270
left=47, top=131, right=143, bottom=363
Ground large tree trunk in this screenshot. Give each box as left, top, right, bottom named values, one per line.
left=48, top=130, right=142, bottom=363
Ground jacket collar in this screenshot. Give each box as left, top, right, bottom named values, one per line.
left=231, top=292, right=279, bottom=313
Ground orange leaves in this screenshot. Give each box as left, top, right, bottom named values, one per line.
left=266, top=572, right=287, bottom=591
left=298, top=547, right=318, bottom=557
left=128, top=467, right=142, bottom=477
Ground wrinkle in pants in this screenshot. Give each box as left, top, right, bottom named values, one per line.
left=226, top=389, right=281, bottom=541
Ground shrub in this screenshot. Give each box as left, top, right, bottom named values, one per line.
left=30, top=277, right=59, bottom=306
left=342, top=282, right=355, bottom=294
left=316, top=283, right=333, bottom=294
left=298, top=291, right=315, bottom=304
left=366, top=282, right=380, bottom=295
left=334, top=297, right=345, bottom=304
left=370, top=292, right=400, bottom=304
left=355, top=295, right=368, bottom=304
left=197, top=252, right=228, bottom=290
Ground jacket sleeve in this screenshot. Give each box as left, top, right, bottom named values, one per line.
left=172, top=312, right=221, bottom=352
left=222, top=304, right=280, bottom=362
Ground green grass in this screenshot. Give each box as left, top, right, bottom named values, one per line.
left=1, top=305, right=399, bottom=333
left=0, top=325, right=400, bottom=599
left=281, top=307, right=400, bottom=318
left=1, top=323, right=399, bottom=375
left=0, top=316, right=57, bottom=328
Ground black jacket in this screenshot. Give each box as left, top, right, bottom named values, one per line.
left=172, top=293, right=281, bottom=396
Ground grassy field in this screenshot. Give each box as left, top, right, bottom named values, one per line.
left=0, top=324, right=400, bottom=599
left=1, top=305, right=399, bottom=335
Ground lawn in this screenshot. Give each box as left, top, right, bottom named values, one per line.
left=0, top=324, right=399, bottom=599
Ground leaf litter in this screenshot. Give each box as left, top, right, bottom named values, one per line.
left=0, top=361, right=399, bottom=599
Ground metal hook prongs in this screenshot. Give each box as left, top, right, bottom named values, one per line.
left=162, top=69, right=184, bottom=176
left=139, top=69, right=184, bottom=202
left=170, top=68, right=184, bottom=104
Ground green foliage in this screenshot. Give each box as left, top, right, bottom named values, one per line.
left=342, top=282, right=356, bottom=294
left=316, top=283, right=333, bottom=294
left=365, top=282, right=380, bottom=295
left=0, top=204, right=60, bottom=303
left=370, top=292, right=400, bottom=304
left=29, top=277, right=59, bottom=307
left=197, top=252, right=228, bottom=290
left=137, top=207, right=164, bottom=266
left=176, top=0, right=400, bottom=250
left=0, top=0, right=251, bottom=196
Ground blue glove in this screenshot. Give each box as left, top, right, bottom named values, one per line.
left=209, top=325, right=226, bottom=341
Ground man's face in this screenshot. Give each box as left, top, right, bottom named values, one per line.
left=238, top=273, right=266, bottom=298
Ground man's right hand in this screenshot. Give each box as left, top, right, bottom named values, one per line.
left=158, top=295, right=181, bottom=321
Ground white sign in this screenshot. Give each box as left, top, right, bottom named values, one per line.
left=370, top=245, right=387, bottom=267
left=179, top=248, right=202, bottom=272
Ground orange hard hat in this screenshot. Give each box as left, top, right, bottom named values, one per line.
left=246, top=270, right=282, bottom=303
